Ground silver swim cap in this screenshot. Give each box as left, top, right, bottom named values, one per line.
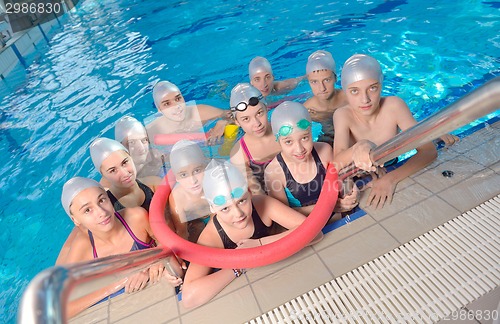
left=203, top=159, right=248, bottom=207
left=229, top=83, right=266, bottom=117
left=271, top=101, right=312, bottom=140
left=61, top=177, right=104, bottom=216
left=248, top=56, right=273, bottom=79
left=153, top=81, right=181, bottom=109
left=90, top=137, right=129, bottom=172
left=170, top=139, right=207, bottom=174
left=306, top=50, right=335, bottom=75
left=341, top=54, right=383, bottom=89
left=115, top=116, right=147, bottom=144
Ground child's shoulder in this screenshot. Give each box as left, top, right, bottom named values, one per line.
left=380, top=96, right=408, bottom=110
left=122, top=207, right=149, bottom=226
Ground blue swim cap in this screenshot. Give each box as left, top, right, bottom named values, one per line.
left=202, top=159, right=248, bottom=207
left=61, top=177, right=104, bottom=216
left=306, top=50, right=336, bottom=75
left=249, top=56, right=273, bottom=79
left=341, top=54, right=383, bottom=90
left=271, top=101, right=312, bottom=140
left=90, top=137, right=129, bottom=172
left=153, top=81, right=181, bottom=110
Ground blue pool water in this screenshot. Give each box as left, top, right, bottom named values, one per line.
left=1, top=0, right=499, bottom=322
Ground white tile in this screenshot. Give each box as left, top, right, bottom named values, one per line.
left=438, top=168, right=500, bottom=213
left=413, top=156, right=486, bottom=193
left=180, top=286, right=260, bottom=324
left=361, top=183, right=434, bottom=221
left=250, top=254, right=332, bottom=311
left=317, top=225, right=400, bottom=276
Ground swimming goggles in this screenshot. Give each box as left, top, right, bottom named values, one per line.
left=276, top=119, right=311, bottom=140
left=230, top=95, right=263, bottom=112
left=212, top=187, right=245, bottom=206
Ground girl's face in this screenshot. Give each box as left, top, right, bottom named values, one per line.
left=308, top=70, right=335, bottom=100
left=278, top=129, right=314, bottom=162
left=211, top=191, right=253, bottom=230
left=234, top=103, right=268, bottom=137
left=125, top=134, right=149, bottom=165
left=158, top=91, right=187, bottom=122
left=345, top=78, right=382, bottom=116
left=69, top=186, right=116, bottom=232
left=251, top=71, right=274, bottom=97
left=100, top=150, right=137, bottom=188
left=175, top=163, right=205, bottom=195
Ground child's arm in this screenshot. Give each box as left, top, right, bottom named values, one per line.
left=181, top=229, right=239, bottom=309
left=366, top=98, right=437, bottom=209
left=273, top=76, right=306, bottom=95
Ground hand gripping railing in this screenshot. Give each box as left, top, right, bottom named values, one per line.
left=18, top=247, right=172, bottom=324
left=339, top=76, right=500, bottom=180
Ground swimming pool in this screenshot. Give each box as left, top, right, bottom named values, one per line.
left=1, top=0, right=499, bottom=322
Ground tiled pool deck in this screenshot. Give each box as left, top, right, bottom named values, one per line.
left=71, top=120, right=500, bottom=324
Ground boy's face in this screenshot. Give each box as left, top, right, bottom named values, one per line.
left=175, top=163, right=205, bottom=195
left=158, top=91, right=187, bottom=122
left=308, top=70, right=335, bottom=100
left=125, top=135, right=149, bottom=165
left=250, top=71, right=274, bottom=97
left=210, top=191, right=253, bottom=230
left=345, top=78, right=382, bottom=116
left=69, top=186, right=116, bottom=231
left=100, top=150, right=137, bottom=188
left=234, top=103, right=268, bottom=137
left=278, top=129, right=314, bottom=162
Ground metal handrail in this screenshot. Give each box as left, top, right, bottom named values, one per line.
left=18, top=247, right=172, bottom=324
left=338, top=76, right=500, bottom=180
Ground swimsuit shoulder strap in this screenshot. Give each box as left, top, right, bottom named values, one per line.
left=311, top=147, right=327, bottom=175
left=115, top=212, right=154, bottom=248
left=87, top=230, right=98, bottom=259
left=239, top=136, right=255, bottom=162
left=107, top=190, right=125, bottom=211
left=136, top=180, right=154, bottom=211
left=213, top=215, right=237, bottom=249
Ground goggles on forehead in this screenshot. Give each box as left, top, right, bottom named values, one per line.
left=276, top=119, right=312, bottom=140
left=212, top=187, right=245, bottom=206
left=230, top=95, right=263, bottom=112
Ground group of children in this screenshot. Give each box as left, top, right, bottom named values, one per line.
left=57, top=50, right=459, bottom=316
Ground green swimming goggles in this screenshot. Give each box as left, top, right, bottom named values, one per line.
left=275, top=119, right=311, bottom=140
left=212, top=187, right=246, bottom=206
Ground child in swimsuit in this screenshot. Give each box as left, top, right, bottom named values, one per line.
left=146, top=81, right=232, bottom=146
left=333, top=54, right=440, bottom=209
left=57, top=138, right=170, bottom=265
left=228, top=83, right=281, bottom=194
left=181, top=160, right=322, bottom=309
left=57, top=177, right=182, bottom=318
left=265, top=101, right=359, bottom=219
left=303, top=50, right=347, bottom=146
left=115, top=116, right=167, bottom=179
left=248, top=56, right=305, bottom=101
left=168, top=139, right=212, bottom=243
